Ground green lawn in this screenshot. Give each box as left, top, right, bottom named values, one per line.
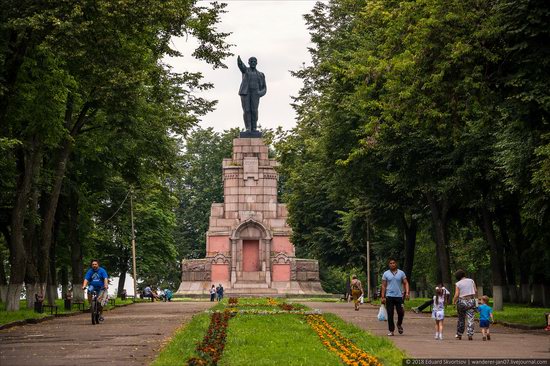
left=371, top=298, right=549, bottom=327
left=151, top=312, right=212, bottom=366
left=220, top=314, right=342, bottom=366
left=152, top=297, right=405, bottom=366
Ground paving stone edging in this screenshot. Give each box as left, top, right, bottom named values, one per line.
left=0, top=302, right=135, bottom=331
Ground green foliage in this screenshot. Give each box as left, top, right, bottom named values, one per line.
left=279, top=0, right=550, bottom=295
left=0, top=0, right=232, bottom=309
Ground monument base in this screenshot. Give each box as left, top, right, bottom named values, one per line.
left=176, top=137, right=326, bottom=298
left=239, top=130, right=262, bottom=138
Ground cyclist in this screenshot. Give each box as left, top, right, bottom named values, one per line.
left=82, top=259, right=109, bottom=321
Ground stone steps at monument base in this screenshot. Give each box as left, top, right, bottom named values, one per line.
left=225, top=288, right=279, bottom=295
left=232, top=281, right=270, bottom=289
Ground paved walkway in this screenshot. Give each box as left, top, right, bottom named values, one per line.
left=0, top=301, right=212, bottom=366
left=308, top=302, right=550, bottom=359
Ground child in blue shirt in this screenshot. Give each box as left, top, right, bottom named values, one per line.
left=477, top=295, right=494, bottom=341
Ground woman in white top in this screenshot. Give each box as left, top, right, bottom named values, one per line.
left=452, top=269, right=477, bottom=340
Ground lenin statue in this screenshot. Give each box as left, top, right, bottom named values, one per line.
left=238, top=55, right=266, bottom=133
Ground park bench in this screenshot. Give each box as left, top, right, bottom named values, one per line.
left=42, top=304, right=58, bottom=315
left=72, top=301, right=86, bottom=311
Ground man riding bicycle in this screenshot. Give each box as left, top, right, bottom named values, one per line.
left=82, top=259, right=109, bottom=321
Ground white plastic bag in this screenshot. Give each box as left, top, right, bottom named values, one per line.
left=359, top=295, right=364, bottom=304
left=377, top=304, right=387, bottom=321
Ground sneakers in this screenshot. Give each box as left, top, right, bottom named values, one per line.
left=412, top=307, right=420, bottom=314
left=434, top=333, right=439, bottom=340
left=398, top=325, right=404, bottom=334
left=455, top=334, right=462, bottom=340
left=487, top=334, right=491, bottom=340
left=387, top=332, right=394, bottom=336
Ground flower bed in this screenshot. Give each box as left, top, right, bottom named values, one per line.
left=307, top=314, right=382, bottom=366
left=187, top=310, right=235, bottom=366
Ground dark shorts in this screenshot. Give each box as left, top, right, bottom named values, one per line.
left=480, top=319, right=490, bottom=328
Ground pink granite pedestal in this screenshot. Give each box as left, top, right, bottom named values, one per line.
left=176, top=137, right=325, bottom=297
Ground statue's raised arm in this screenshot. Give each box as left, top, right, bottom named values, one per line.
left=237, top=55, right=247, bottom=73
left=237, top=55, right=266, bottom=134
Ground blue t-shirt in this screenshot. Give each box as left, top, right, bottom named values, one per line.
left=85, top=267, right=108, bottom=288
left=382, top=269, right=407, bottom=297
left=478, top=304, right=493, bottom=321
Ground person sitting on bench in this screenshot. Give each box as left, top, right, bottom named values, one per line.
left=412, top=286, right=450, bottom=313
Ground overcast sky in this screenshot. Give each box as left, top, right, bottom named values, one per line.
left=164, top=0, right=318, bottom=132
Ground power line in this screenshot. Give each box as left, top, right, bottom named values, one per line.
left=99, top=190, right=131, bottom=225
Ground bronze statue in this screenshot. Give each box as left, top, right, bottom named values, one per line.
left=238, top=55, right=266, bottom=133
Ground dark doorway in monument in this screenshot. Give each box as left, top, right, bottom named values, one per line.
left=243, top=240, right=260, bottom=272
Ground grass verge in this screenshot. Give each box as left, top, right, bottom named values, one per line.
left=150, top=312, right=211, bottom=366
left=0, top=297, right=137, bottom=326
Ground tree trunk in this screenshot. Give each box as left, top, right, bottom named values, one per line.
left=36, top=101, right=90, bottom=297
left=69, top=188, right=84, bottom=302
left=402, top=213, right=418, bottom=283
left=60, top=266, right=68, bottom=299
left=425, top=192, right=452, bottom=289
left=0, top=246, right=8, bottom=303
left=509, top=202, right=529, bottom=303
left=118, top=270, right=127, bottom=298
left=481, top=204, right=505, bottom=311
left=0, top=29, right=30, bottom=124
left=24, top=180, right=41, bottom=309
left=5, top=284, right=24, bottom=311
left=495, top=205, right=517, bottom=302
left=6, top=141, right=40, bottom=311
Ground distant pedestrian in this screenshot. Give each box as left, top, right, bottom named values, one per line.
left=350, top=275, right=363, bottom=311
left=381, top=258, right=410, bottom=336
left=345, top=276, right=352, bottom=303
left=217, top=284, right=224, bottom=301
left=452, top=269, right=477, bottom=340
left=432, top=284, right=447, bottom=340
left=210, top=285, right=216, bottom=302
left=478, top=295, right=494, bottom=341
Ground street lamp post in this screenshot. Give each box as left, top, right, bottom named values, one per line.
left=366, top=218, right=371, bottom=302
left=130, top=191, right=138, bottom=302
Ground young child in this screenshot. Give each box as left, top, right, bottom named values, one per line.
left=432, top=284, right=446, bottom=340
left=478, top=295, right=494, bottom=341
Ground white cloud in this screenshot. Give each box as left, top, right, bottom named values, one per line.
left=165, top=1, right=316, bottom=132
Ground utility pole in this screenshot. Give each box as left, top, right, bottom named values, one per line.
left=130, top=190, right=138, bottom=302
left=366, top=217, right=371, bottom=302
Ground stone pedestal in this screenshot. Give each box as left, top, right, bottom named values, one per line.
left=177, top=137, right=325, bottom=296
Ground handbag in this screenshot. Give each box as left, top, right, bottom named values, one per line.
left=377, top=304, right=387, bottom=321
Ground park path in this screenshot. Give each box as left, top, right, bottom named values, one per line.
left=307, top=302, right=550, bottom=359
left=0, top=301, right=212, bottom=366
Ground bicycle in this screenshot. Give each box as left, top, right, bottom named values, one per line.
left=85, top=286, right=104, bottom=325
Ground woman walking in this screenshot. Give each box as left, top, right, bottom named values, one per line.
left=350, top=275, right=363, bottom=311
left=452, top=269, right=477, bottom=340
